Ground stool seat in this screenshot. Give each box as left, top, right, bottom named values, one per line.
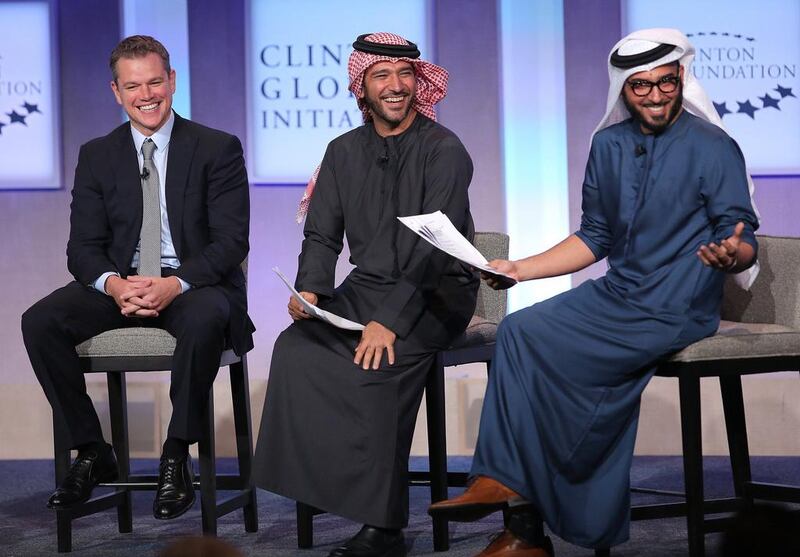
left=665, top=320, right=800, bottom=364
left=76, top=327, right=177, bottom=357
left=449, top=315, right=498, bottom=349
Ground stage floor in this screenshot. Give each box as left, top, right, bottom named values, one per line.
left=1, top=456, right=798, bottom=556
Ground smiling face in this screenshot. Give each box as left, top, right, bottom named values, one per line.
left=362, top=60, right=418, bottom=136
left=622, top=62, right=684, bottom=134
left=111, top=52, right=175, bottom=136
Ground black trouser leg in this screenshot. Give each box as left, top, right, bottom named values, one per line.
left=158, top=286, right=229, bottom=443
left=22, top=282, right=131, bottom=449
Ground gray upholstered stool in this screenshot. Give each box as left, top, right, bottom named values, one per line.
left=622, top=235, right=800, bottom=557
left=51, top=327, right=257, bottom=552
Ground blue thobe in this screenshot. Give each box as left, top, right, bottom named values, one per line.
left=471, top=111, right=759, bottom=549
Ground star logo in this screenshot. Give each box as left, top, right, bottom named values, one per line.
left=0, top=100, right=43, bottom=137
left=736, top=100, right=759, bottom=119
left=774, top=85, right=795, bottom=98
left=713, top=101, right=731, bottom=117
left=7, top=110, right=27, bottom=126
left=715, top=83, right=797, bottom=120
left=695, top=32, right=797, bottom=121
left=759, top=94, right=780, bottom=110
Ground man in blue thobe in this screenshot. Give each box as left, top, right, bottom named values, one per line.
left=428, top=28, right=760, bottom=556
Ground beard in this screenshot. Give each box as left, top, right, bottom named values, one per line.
left=623, top=83, right=684, bottom=134
left=364, top=92, right=415, bottom=129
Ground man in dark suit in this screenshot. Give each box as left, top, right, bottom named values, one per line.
left=21, top=35, right=253, bottom=520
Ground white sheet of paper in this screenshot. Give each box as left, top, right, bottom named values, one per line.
left=397, top=211, right=517, bottom=283
left=273, top=267, right=365, bottom=331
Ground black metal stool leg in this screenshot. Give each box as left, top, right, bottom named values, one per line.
left=679, top=375, right=705, bottom=557
left=719, top=375, right=752, bottom=509
left=230, top=358, right=258, bottom=532
left=107, top=372, right=132, bottom=533
left=199, top=392, right=217, bottom=536
left=426, top=356, right=450, bottom=551
left=56, top=512, right=72, bottom=553
left=297, top=502, right=315, bottom=548
left=53, top=415, right=73, bottom=552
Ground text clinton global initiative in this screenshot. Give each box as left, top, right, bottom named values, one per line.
left=256, top=43, right=362, bottom=130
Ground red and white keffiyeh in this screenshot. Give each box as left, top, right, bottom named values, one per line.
left=348, top=32, right=448, bottom=123
left=296, top=32, right=448, bottom=223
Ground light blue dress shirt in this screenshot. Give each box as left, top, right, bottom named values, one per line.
left=93, top=112, right=190, bottom=294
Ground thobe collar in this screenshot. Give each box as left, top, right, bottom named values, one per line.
left=367, top=111, right=427, bottom=160
left=368, top=110, right=425, bottom=141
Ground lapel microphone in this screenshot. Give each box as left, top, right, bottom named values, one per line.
left=140, top=167, right=150, bottom=180
left=635, top=144, right=647, bottom=157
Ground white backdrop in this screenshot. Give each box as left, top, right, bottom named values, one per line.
left=0, top=1, right=59, bottom=189
left=246, top=0, right=430, bottom=184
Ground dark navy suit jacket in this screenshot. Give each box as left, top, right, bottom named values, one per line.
left=66, top=113, right=254, bottom=355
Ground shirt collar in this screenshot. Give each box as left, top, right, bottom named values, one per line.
left=130, top=110, right=175, bottom=155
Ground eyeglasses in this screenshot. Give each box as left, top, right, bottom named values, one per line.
left=626, top=75, right=680, bottom=97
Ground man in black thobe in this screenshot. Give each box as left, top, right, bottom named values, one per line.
left=253, top=32, right=478, bottom=557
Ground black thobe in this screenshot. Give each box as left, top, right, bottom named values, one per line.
left=253, top=114, right=478, bottom=528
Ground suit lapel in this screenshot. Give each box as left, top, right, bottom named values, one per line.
left=110, top=125, right=143, bottom=237
left=165, top=114, right=197, bottom=258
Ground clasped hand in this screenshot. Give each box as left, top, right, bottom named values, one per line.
left=106, top=275, right=182, bottom=317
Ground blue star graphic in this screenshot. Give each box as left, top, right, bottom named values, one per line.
left=0, top=121, right=5, bottom=135
left=759, top=94, right=780, bottom=110
left=736, top=100, right=759, bottom=119
left=775, top=85, right=795, bottom=98
left=7, top=110, right=27, bottom=125
left=22, top=101, right=41, bottom=114
left=713, top=101, right=731, bottom=117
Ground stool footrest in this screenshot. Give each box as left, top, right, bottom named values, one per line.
left=55, top=491, right=127, bottom=520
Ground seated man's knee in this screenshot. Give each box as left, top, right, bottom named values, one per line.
left=173, top=297, right=229, bottom=342
left=21, top=298, right=59, bottom=342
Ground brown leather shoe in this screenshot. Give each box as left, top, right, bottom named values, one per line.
left=428, top=475, right=523, bottom=522
left=476, top=529, right=554, bottom=557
